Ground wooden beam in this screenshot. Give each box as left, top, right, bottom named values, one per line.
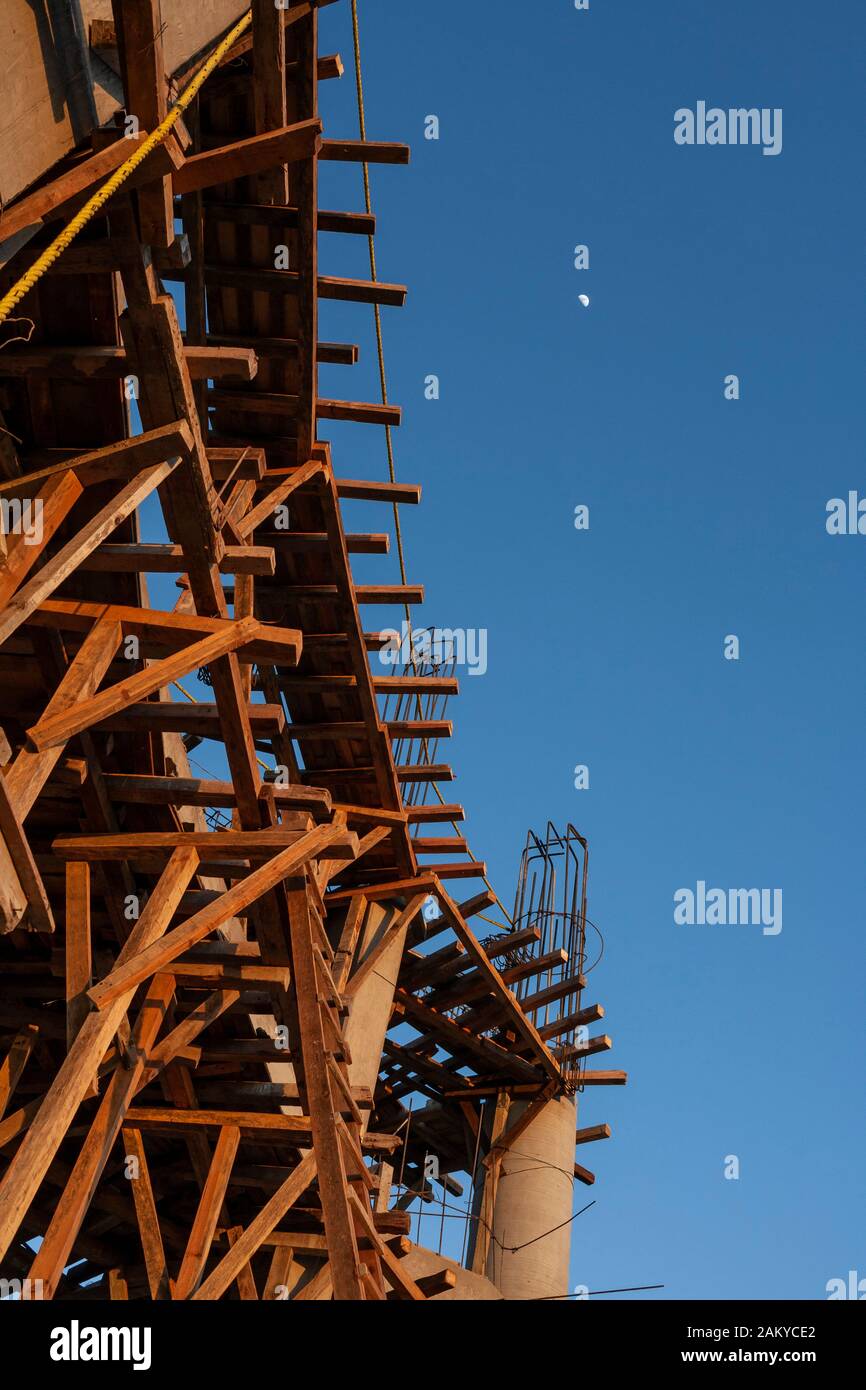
left=112, top=0, right=173, bottom=246
left=123, top=1128, right=170, bottom=1299
left=78, top=542, right=275, bottom=575
left=173, top=1126, right=241, bottom=1299
left=0, top=345, right=257, bottom=382
left=64, top=863, right=91, bottom=1051
left=0, top=422, right=193, bottom=497
left=319, top=140, right=410, bottom=165
left=0, top=771, right=55, bottom=934
left=173, top=120, right=322, bottom=196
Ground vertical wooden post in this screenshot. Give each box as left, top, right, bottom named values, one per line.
left=65, top=861, right=92, bottom=1051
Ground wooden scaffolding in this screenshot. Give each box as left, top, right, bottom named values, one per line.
left=0, top=1, right=623, bottom=1301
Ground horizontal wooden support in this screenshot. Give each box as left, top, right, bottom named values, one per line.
left=373, top=677, right=459, bottom=696
left=335, top=479, right=421, bottom=504
left=318, top=276, right=406, bottom=307
left=406, top=805, right=465, bottom=825
left=574, top=1164, right=596, bottom=1186
left=426, top=862, right=487, bottom=880
left=263, top=582, right=418, bottom=604
left=519, top=973, right=588, bottom=1015
left=86, top=703, right=284, bottom=739
left=41, top=235, right=191, bottom=277
left=575, top=1124, right=611, bottom=1145
left=174, top=120, right=322, bottom=196
left=319, top=140, right=410, bottom=166
left=388, top=721, right=452, bottom=738
left=168, top=962, right=291, bottom=990
left=202, top=203, right=376, bottom=236
left=571, top=1070, right=627, bottom=1086
left=25, top=600, right=301, bottom=665
left=538, top=1003, right=605, bottom=1040
left=572, top=1034, right=613, bottom=1059
left=395, top=765, right=453, bottom=783
left=0, top=346, right=256, bottom=382
left=261, top=531, right=388, bottom=555
left=183, top=264, right=407, bottom=307
left=317, top=399, right=402, bottom=427
left=207, top=391, right=401, bottom=428
left=53, top=829, right=357, bottom=866
left=122, top=1107, right=313, bottom=1143
left=206, top=333, right=358, bottom=366
left=97, top=773, right=331, bottom=816
left=78, top=543, right=275, bottom=576
left=412, top=837, right=468, bottom=854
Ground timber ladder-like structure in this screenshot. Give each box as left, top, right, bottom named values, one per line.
left=0, top=1, right=625, bottom=1302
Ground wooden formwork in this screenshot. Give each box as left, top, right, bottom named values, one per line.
left=0, top=2, right=621, bottom=1301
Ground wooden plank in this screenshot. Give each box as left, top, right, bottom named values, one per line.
left=320, top=139, right=410, bottom=165
left=575, top=1124, right=612, bottom=1145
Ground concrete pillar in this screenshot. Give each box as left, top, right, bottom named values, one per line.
left=486, top=1093, right=576, bottom=1301
left=343, top=899, right=404, bottom=1123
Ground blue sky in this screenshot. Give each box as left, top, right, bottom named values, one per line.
left=308, top=0, right=866, bottom=1298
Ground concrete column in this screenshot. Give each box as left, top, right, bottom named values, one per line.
left=343, top=899, right=404, bottom=1124
left=486, top=1093, right=576, bottom=1301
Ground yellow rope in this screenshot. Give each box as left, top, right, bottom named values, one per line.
left=0, top=9, right=253, bottom=328
left=349, top=1, right=513, bottom=927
